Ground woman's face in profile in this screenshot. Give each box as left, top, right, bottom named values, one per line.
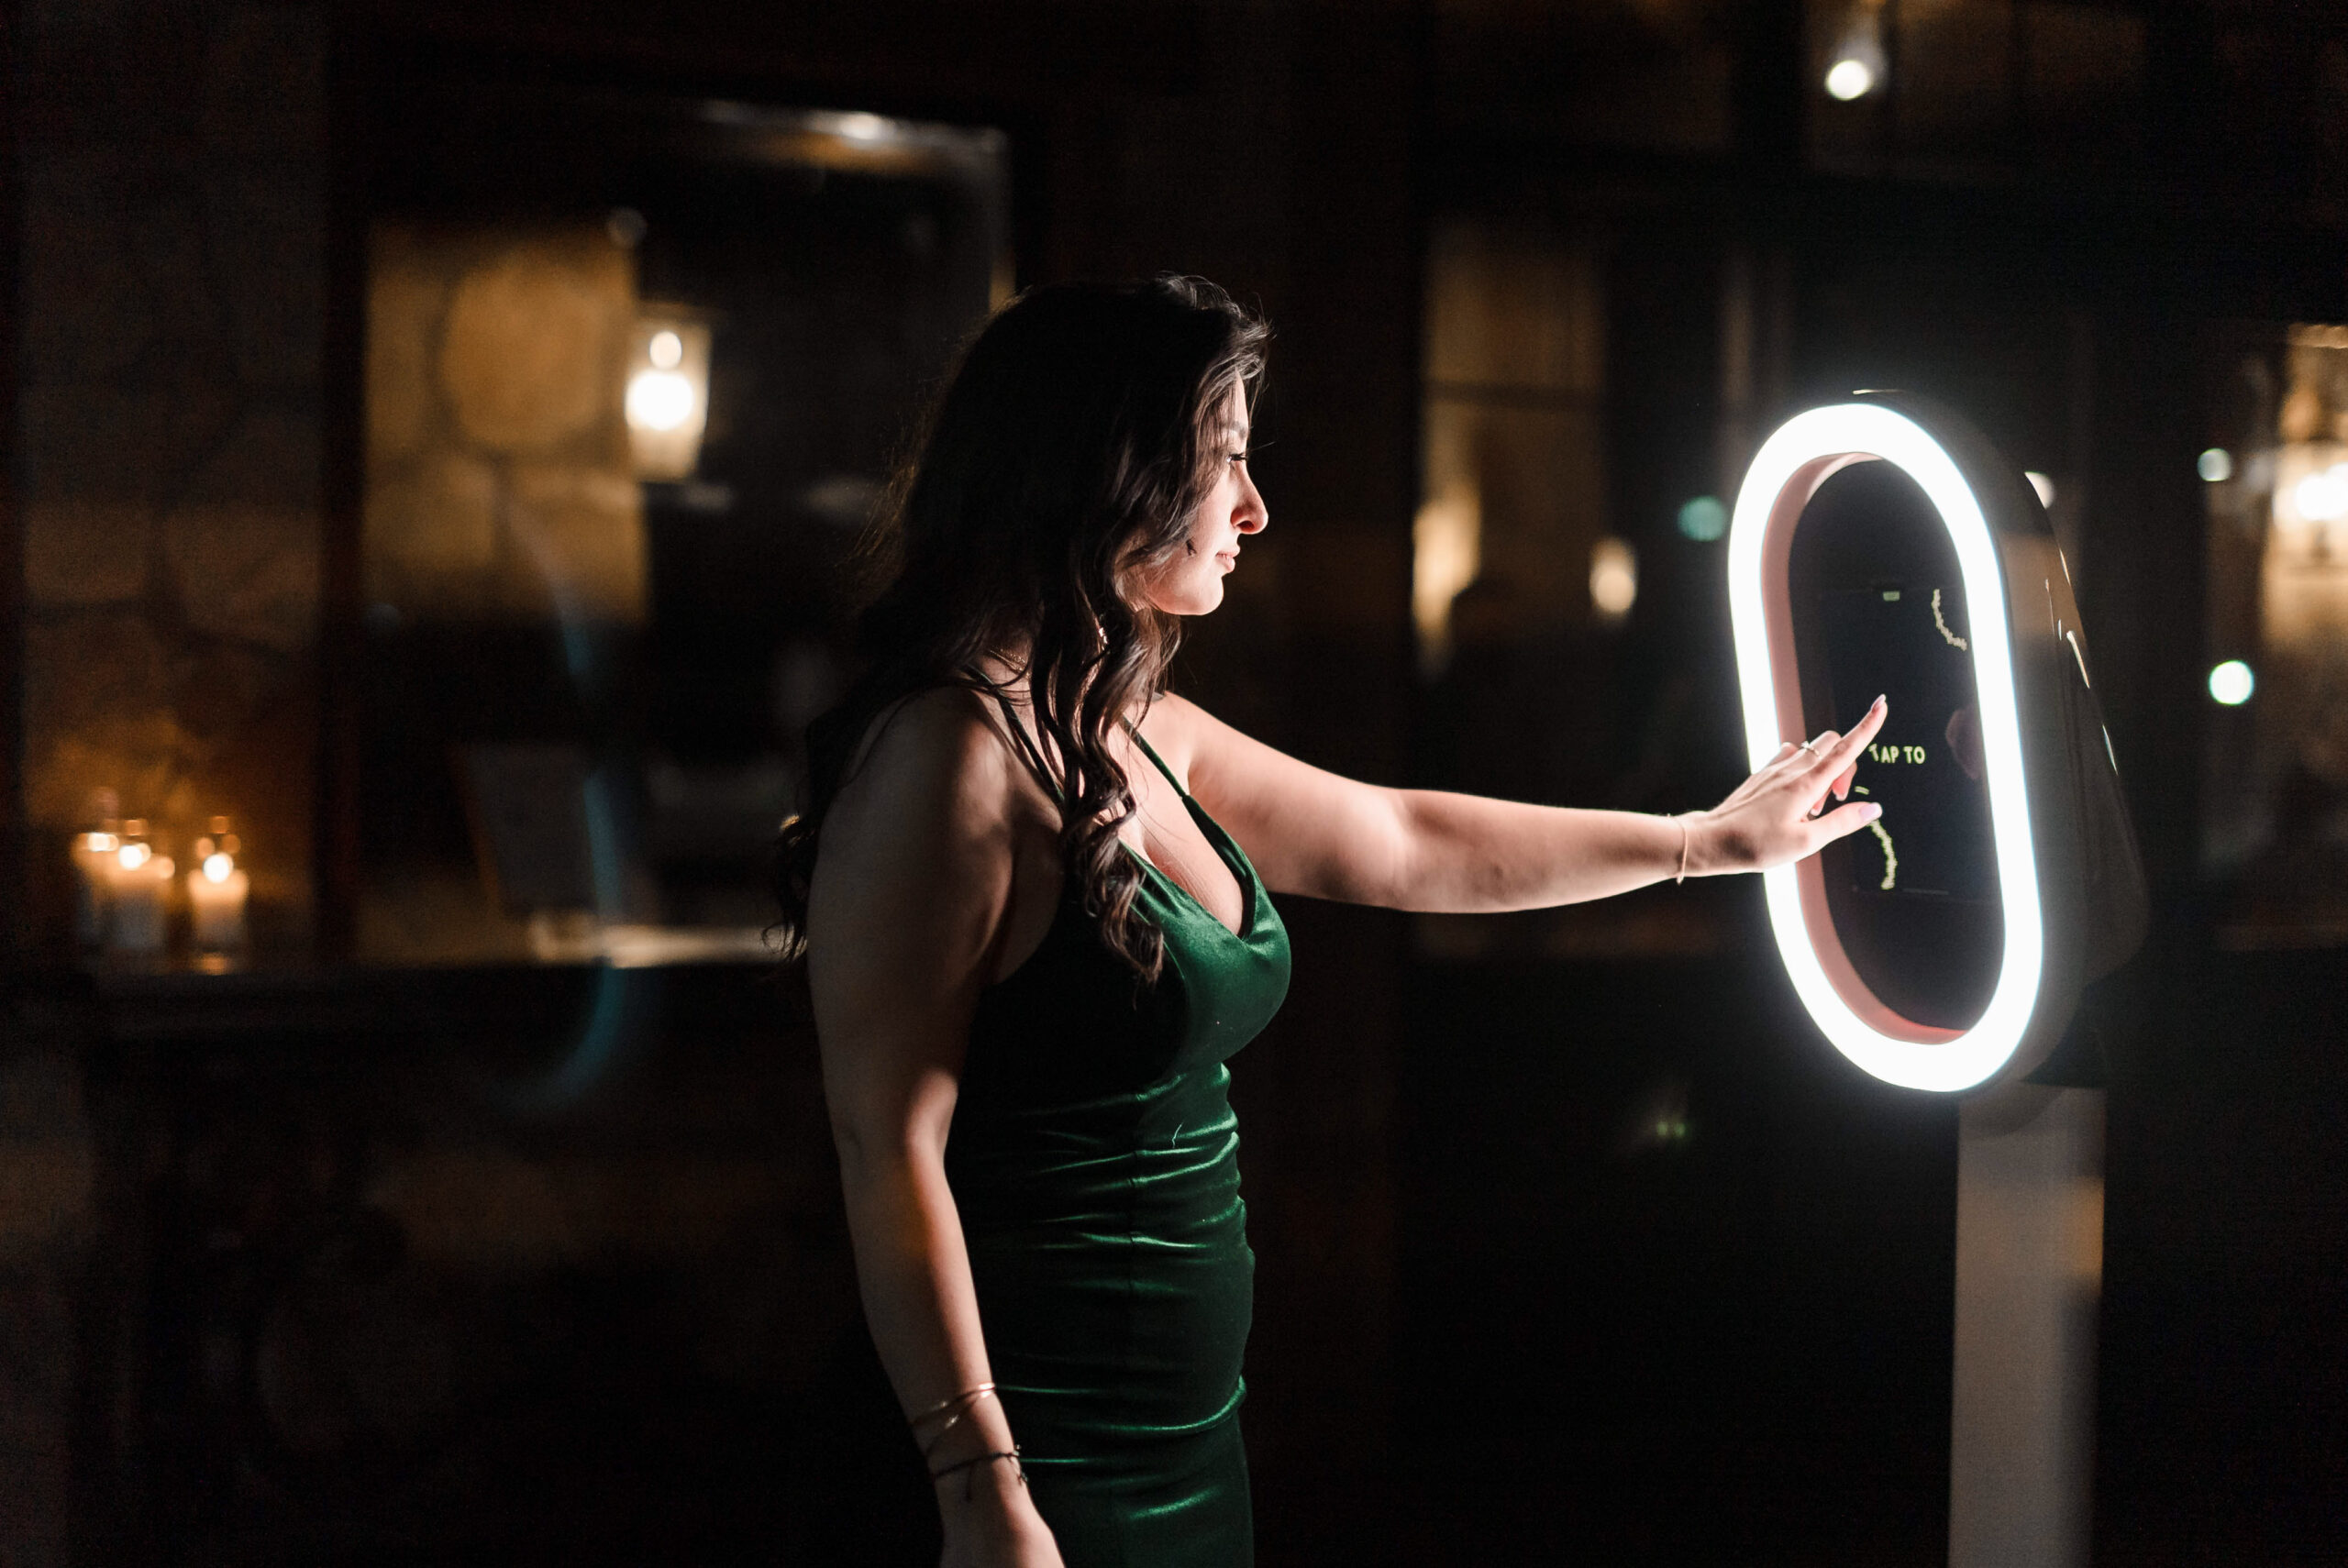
left=1130, top=386, right=1268, bottom=618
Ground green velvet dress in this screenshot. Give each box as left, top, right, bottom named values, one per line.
left=945, top=717, right=1291, bottom=1568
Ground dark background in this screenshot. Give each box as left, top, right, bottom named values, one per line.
left=6, top=1, right=2347, bottom=1563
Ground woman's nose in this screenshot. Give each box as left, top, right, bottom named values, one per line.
left=1236, top=474, right=1268, bottom=533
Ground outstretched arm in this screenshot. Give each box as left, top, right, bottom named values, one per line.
left=808, top=691, right=1064, bottom=1568
left=1150, top=693, right=1888, bottom=913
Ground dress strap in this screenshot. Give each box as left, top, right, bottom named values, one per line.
left=969, top=673, right=1065, bottom=805
left=964, top=670, right=1185, bottom=806
left=1124, top=722, right=1189, bottom=800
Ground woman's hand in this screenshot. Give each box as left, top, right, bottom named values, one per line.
left=1685, top=696, right=1889, bottom=877
left=938, top=1459, right=1065, bottom=1568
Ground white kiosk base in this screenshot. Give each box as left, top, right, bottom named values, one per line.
left=1949, top=1085, right=2104, bottom=1568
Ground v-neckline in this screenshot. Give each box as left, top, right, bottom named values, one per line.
left=974, top=679, right=1252, bottom=940
left=1122, top=797, right=1254, bottom=941
left=1122, top=728, right=1253, bottom=941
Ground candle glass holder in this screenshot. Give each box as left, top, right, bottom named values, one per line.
left=105, top=821, right=172, bottom=960
left=188, top=815, right=250, bottom=964
left=72, top=789, right=124, bottom=953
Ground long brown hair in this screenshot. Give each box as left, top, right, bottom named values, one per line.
left=772, top=276, right=1270, bottom=982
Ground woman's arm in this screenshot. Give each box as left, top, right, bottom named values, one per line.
left=1152, top=692, right=1888, bottom=912
left=807, top=691, right=1063, bottom=1567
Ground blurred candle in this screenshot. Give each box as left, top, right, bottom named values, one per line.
left=72, top=830, right=121, bottom=949
left=72, top=789, right=123, bottom=949
left=105, top=847, right=173, bottom=956
left=188, top=817, right=248, bottom=955
left=188, top=853, right=249, bottom=952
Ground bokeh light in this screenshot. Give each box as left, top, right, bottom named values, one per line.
left=1825, top=58, right=1876, bottom=100
left=2208, top=659, right=2255, bottom=705
left=626, top=369, right=697, bottom=433
left=1677, top=495, right=1728, bottom=542
left=2291, top=461, right=2348, bottom=523
left=2198, top=447, right=2233, bottom=482
left=1589, top=536, right=1637, bottom=616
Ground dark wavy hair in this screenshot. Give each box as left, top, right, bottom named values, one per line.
left=771, top=276, right=1270, bottom=982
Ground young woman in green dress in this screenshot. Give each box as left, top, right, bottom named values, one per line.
left=772, top=278, right=1887, bottom=1567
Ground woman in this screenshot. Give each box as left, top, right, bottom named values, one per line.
left=772, top=277, right=1885, bottom=1567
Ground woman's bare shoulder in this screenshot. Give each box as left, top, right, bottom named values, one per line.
left=807, top=689, right=1035, bottom=1030
left=825, top=686, right=1018, bottom=860
left=1135, top=690, right=1222, bottom=778
left=807, top=687, right=1026, bottom=995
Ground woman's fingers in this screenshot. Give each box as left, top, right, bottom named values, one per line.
left=1804, top=797, right=1884, bottom=851
left=1803, top=697, right=1887, bottom=782
left=1704, top=701, right=1894, bottom=874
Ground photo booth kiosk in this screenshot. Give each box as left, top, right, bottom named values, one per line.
left=1727, top=394, right=2148, bottom=1566
left=1727, top=392, right=2147, bottom=1092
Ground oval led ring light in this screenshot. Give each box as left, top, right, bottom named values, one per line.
left=1728, top=402, right=2043, bottom=1092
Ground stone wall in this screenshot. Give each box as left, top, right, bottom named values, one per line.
left=16, top=0, right=328, bottom=946
left=367, top=223, right=646, bottom=626
left=9, top=3, right=329, bottom=1562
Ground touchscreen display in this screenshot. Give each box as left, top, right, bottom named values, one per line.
left=1819, top=582, right=1997, bottom=901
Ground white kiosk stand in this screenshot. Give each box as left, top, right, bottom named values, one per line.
left=1727, top=396, right=2147, bottom=1567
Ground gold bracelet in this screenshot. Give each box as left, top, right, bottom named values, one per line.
left=909, top=1382, right=997, bottom=1431
left=918, top=1390, right=1002, bottom=1459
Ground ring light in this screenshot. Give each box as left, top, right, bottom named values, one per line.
left=1727, top=394, right=2146, bottom=1092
